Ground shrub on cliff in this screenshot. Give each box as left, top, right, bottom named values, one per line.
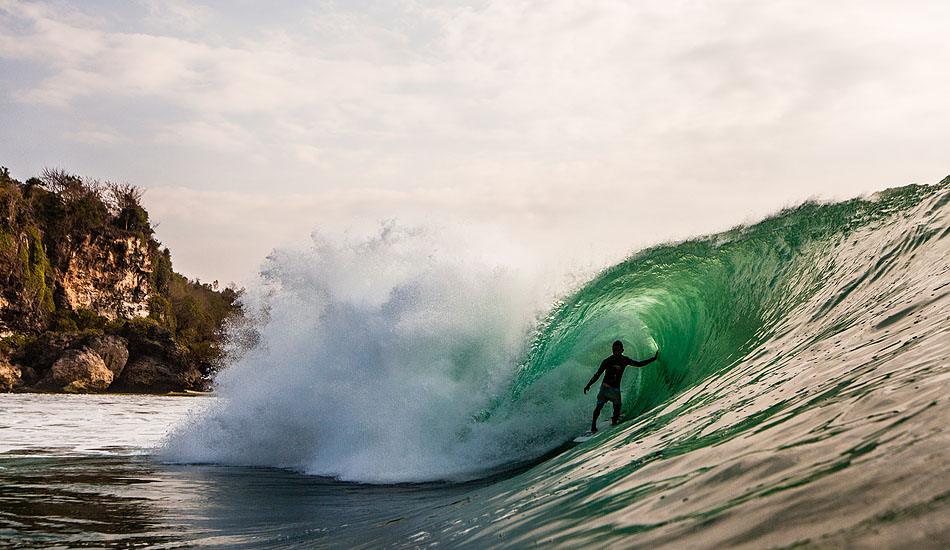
left=107, top=182, right=153, bottom=239
left=165, top=273, right=240, bottom=372
left=0, top=171, right=56, bottom=327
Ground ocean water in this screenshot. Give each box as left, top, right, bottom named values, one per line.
left=2, top=181, right=950, bottom=548
left=0, top=394, right=516, bottom=548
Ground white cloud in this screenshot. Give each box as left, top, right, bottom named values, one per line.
left=6, top=0, right=942, bottom=165
left=2, top=0, right=949, bottom=282
left=155, top=116, right=256, bottom=152
left=65, top=127, right=126, bottom=145
left=140, top=0, right=212, bottom=33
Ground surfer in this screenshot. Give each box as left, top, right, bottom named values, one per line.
left=584, top=340, right=659, bottom=432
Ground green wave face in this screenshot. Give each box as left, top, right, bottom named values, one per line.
left=509, top=182, right=943, bottom=421
left=409, top=179, right=950, bottom=547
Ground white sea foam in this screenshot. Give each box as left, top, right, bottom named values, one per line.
left=162, top=223, right=596, bottom=482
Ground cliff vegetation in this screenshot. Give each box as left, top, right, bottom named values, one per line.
left=0, top=165, right=240, bottom=393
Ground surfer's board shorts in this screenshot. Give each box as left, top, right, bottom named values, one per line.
left=596, top=385, right=622, bottom=407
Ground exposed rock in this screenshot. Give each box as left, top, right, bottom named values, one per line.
left=10, top=333, right=130, bottom=390
left=8, top=325, right=203, bottom=393
left=122, top=323, right=182, bottom=361
left=17, top=333, right=75, bottom=378
left=44, top=349, right=113, bottom=393
left=0, top=359, right=21, bottom=391
left=116, top=355, right=204, bottom=393
left=17, top=364, right=37, bottom=386
left=58, top=235, right=152, bottom=320
left=0, top=304, right=12, bottom=338
left=0, top=169, right=240, bottom=394
left=112, top=322, right=206, bottom=392
left=80, top=334, right=129, bottom=377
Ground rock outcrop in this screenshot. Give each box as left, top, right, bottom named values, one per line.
left=81, top=334, right=130, bottom=378
left=0, top=166, right=239, bottom=394
left=117, top=356, right=201, bottom=393
left=9, top=328, right=206, bottom=394
left=43, top=349, right=113, bottom=393
left=112, top=324, right=205, bottom=393
left=0, top=358, right=21, bottom=391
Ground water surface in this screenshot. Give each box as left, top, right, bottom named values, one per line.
left=3, top=182, right=950, bottom=548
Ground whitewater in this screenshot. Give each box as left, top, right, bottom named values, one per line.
left=2, top=179, right=948, bottom=549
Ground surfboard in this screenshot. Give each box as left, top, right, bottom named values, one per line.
left=573, top=419, right=618, bottom=442
left=573, top=430, right=601, bottom=443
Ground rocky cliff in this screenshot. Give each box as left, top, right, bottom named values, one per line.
left=0, top=166, right=239, bottom=393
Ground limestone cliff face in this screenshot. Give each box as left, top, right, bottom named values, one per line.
left=57, top=234, right=152, bottom=320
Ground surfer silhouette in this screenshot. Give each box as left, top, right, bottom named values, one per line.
left=584, top=340, right=659, bottom=433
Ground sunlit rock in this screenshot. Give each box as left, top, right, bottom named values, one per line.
left=45, top=349, right=113, bottom=393
left=0, top=359, right=21, bottom=391
left=81, top=334, right=129, bottom=378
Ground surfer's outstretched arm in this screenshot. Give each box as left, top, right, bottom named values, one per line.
left=633, top=350, right=659, bottom=367
left=584, top=365, right=606, bottom=394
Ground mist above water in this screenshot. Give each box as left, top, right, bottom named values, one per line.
left=162, top=224, right=605, bottom=482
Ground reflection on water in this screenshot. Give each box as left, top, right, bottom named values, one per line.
left=1, top=455, right=179, bottom=549
left=0, top=394, right=497, bottom=548
left=0, top=391, right=567, bottom=548
left=0, top=453, right=492, bottom=549
left=0, top=393, right=206, bottom=455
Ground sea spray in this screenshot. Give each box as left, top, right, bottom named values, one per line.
left=162, top=224, right=599, bottom=482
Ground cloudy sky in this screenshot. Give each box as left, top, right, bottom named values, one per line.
left=1, top=0, right=948, bottom=284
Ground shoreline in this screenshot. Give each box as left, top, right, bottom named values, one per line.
left=2, top=388, right=214, bottom=397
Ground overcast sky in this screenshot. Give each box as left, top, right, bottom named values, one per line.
left=1, top=0, right=948, bottom=284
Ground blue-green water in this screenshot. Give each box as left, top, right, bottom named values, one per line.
left=2, top=180, right=950, bottom=548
